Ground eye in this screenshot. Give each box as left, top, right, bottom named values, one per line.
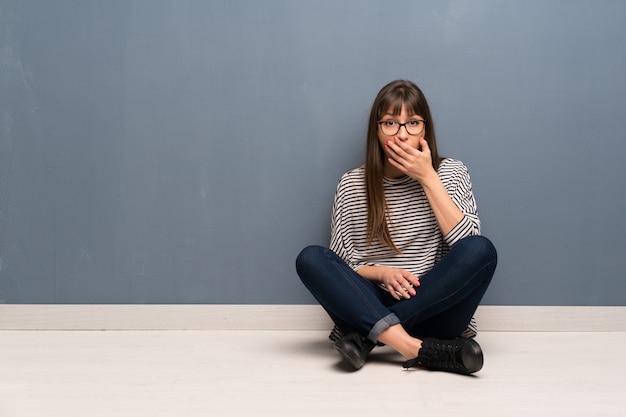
left=382, top=120, right=397, bottom=127
left=407, top=120, right=422, bottom=127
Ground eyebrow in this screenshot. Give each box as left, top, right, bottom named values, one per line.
left=382, top=114, right=423, bottom=120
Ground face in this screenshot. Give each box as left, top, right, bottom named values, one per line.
left=377, top=105, right=425, bottom=157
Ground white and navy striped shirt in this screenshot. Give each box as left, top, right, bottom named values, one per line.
left=329, top=158, right=480, bottom=277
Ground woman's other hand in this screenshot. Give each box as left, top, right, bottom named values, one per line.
left=359, top=265, right=420, bottom=300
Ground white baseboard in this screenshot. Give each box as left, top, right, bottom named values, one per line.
left=0, top=304, right=624, bottom=331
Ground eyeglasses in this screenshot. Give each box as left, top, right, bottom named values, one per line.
left=377, top=119, right=426, bottom=136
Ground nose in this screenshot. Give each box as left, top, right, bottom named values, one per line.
left=396, top=123, right=410, bottom=140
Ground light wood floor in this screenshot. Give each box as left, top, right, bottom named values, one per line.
left=1, top=330, right=625, bottom=417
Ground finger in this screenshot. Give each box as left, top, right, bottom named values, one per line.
left=386, top=156, right=406, bottom=172
left=385, top=140, right=411, bottom=167
left=384, top=143, right=406, bottom=167
left=387, top=156, right=404, bottom=169
left=390, top=286, right=401, bottom=300
left=399, top=277, right=417, bottom=296
left=403, top=272, right=421, bottom=288
left=385, top=138, right=403, bottom=154
left=392, top=284, right=411, bottom=299
left=382, top=279, right=402, bottom=300
left=384, top=141, right=399, bottom=158
left=400, top=285, right=412, bottom=299
left=419, top=137, right=430, bottom=153
left=391, top=278, right=413, bottom=299
left=391, top=138, right=413, bottom=156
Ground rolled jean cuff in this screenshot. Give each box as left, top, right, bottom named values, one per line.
left=368, top=313, right=401, bottom=343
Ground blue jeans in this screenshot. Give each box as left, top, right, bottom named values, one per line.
left=296, top=236, right=497, bottom=343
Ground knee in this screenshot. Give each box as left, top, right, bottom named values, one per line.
left=462, top=235, right=498, bottom=266
left=295, top=245, right=326, bottom=276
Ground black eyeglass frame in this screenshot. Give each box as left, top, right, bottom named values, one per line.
left=377, top=119, right=427, bottom=136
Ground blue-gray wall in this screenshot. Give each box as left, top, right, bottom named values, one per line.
left=1, top=0, right=625, bottom=305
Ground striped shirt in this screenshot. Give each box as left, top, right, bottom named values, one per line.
left=329, top=158, right=480, bottom=278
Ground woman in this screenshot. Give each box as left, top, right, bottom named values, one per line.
left=296, top=80, right=497, bottom=374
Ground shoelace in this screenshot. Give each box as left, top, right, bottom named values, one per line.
left=403, top=342, right=461, bottom=370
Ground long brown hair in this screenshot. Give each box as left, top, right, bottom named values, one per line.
left=365, top=80, right=443, bottom=252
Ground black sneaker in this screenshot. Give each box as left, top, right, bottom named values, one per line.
left=333, top=332, right=376, bottom=371
left=402, top=337, right=484, bottom=375
left=328, top=325, right=344, bottom=342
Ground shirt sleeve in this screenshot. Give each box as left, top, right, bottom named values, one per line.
left=329, top=176, right=351, bottom=265
left=329, top=173, right=366, bottom=271
left=441, top=161, right=481, bottom=247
